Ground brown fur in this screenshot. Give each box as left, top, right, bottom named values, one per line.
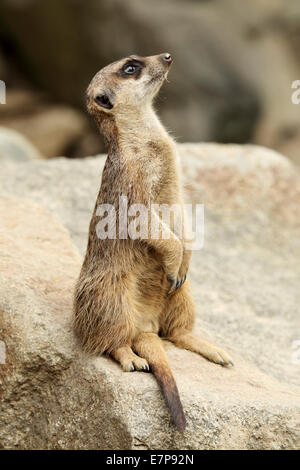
left=73, top=54, right=233, bottom=432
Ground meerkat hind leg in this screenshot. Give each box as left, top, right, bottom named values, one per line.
left=111, top=345, right=150, bottom=372
left=163, top=283, right=233, bottom=367
left=170, top=332, right=234, bottom=366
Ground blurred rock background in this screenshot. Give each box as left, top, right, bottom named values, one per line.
left=0, top=0, right=300, bottom=163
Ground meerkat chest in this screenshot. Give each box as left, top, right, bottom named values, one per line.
left=154, top=158, right=181, bottom=206
left=145, top=140, right=181, bottom=204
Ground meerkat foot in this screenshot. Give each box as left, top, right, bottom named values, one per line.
left=127, top=356, right=150, bottom=372
left=110, top=345, right=150, bottom=372
left=169, top=332, right=234, bottom=367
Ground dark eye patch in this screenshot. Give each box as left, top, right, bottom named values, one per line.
left=119, top=59, right=145, bottom=79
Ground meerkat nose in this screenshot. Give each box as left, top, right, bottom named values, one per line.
left=161, top=53, right=173, bottom=64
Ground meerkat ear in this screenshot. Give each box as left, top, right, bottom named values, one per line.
left=94, top=92, right=114, bottom=110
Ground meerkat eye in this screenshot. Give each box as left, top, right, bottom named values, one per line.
left=119, top=59, right=144, bottom=78
left=95, top=94, right=113, bottom=110
left=123, top=64, right=138, bottom=74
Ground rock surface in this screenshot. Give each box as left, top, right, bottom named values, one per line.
left=0, top=144, right=300, bottom=449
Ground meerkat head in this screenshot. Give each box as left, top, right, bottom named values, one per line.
left=86, top=53, right=173, bottom=120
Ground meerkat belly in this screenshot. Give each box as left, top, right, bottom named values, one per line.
left=131, top=247, right=167, bottom=335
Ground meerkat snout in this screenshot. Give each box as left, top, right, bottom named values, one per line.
left=86, top=53, right=173, bottom=117
left=161, top=52, right=173, bottom=64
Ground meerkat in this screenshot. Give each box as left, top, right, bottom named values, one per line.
left=73, top=53, right=233, bottom=433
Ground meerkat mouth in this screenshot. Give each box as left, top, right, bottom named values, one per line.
left=147, top=72, right=168, bottom=86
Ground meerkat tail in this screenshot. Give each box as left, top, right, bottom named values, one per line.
left=134, top=333, right=186, bottom=433
left=151, top=359, right=186, bottom=433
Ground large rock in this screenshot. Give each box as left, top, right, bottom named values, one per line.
left=0, top=90, right=100, bottom=158
left=0, top=144, right=300, bottom=449
left=1, top=105, right=88, bottom=158
left=0, top=126, right=42, bottom=161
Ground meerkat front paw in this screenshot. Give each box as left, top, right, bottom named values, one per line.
left=177, top=254, right=189, bottom=280
left=121, top=356, right=150, bottom=372
left=167, top=249, right=190, bottom=294
left=167, top=273, right=187, bottom=294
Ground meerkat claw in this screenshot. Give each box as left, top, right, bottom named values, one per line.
left=167, top=276, right=177, bottom=294
left=168, top=274, right=187, bottom=293
left=176, top=275, right=187, bottom=290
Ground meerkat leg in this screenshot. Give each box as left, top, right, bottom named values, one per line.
left=170, top=332, right=233, bottom=366
left=162, top=282, right=234, bottom=366
left=110, top=345, right=150, bottom=372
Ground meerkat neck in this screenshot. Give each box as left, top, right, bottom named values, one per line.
left=117, top=104, right=171, bottom=149
left=95, top=104, right=174, bottom=158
